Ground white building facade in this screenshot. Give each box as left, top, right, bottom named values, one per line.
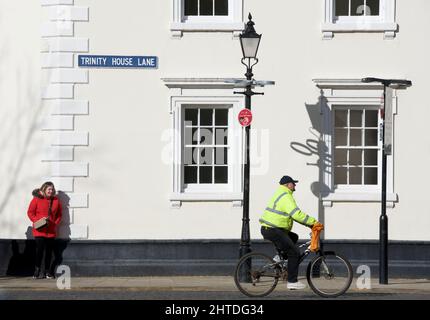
left=1, top=0, right=429, bottom=276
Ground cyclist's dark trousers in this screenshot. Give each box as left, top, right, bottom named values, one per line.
left=35, top=237, right=55, bottom=273
left=261, top=226, right=300, bottom=283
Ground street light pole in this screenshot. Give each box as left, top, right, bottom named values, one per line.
left=239, top=60, right=263, bottom=260
left=240, top=73, right=252, bottom=262
left=380, top=84, right=388, bottom=284
left=362, top=77, right=412, bottom=284
left=236, top=14, right=262, bottom=281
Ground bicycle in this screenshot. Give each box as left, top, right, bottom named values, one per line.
left=234, top=237, right=353, bottom=298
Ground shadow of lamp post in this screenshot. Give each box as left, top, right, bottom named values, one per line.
left=361, top=77, right=412, bottom=285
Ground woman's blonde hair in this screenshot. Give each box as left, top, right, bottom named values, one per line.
left=40, top=181, right=56, bottom=198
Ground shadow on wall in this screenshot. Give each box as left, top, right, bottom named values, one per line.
left=5, top=192, right=71, bottom=276
left=57, top=191, right=71, bottom=239
left=0, top=8, right=47, bottom=235
left=289, top=91, right=332, bottom=238
left=5, top=228, right=36, bottom=276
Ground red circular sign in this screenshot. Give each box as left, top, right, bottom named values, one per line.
left=238, top=109, right=253, bottom=127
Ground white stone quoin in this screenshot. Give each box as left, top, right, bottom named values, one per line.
left=50, top=100, right=89, bottom=115
left=69, top=224, right=89, bottom=239
left=41, top=115, right=74, bottom=130
left=48, top=6, right=89, bottom=21
left=49, top=69, right=88, bottom=83
left=50, top=132, right=89, bottom=146
left=42, top=146, right=74, bottom=161
left=67, top=193, right=89, bottom=208
left=51, top=162, right=88, bottom=177
left=37, top=0, right=90, bottom=239
left=41, top=0, right=74, bottom=5
left=41, top=38, right=89, bottom=52
left=41, top=22, right=74, bottom=37
left=42, top=84, right=74, bottom=99
left=41, top=53, right=74, bottom=68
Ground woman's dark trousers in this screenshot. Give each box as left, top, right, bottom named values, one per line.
left=261, top=226, right=300, bottom=283
left=35, top=237, right=55, bottom=274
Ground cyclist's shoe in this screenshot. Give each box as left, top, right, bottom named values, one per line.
left=287, top=281, right=307, bottom=290
left=273, top=255, right=281, bottom=263
left=45, top=272, right=55, bottom=279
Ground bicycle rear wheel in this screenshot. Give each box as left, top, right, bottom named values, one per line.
left=306, top=252, right=353, bottom=298
left=234, top=252, right=281, bottom=297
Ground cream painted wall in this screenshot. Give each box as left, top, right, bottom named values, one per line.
left=1, top=1, right=429, bottom=240
left=0, top=1, right=50, bottom=239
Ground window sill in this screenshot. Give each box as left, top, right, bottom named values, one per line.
left=170, top=192, right=243, bottom=208
left=322, top=192, right=398, bottom=207
left=321, top=22, right=398, bottom=39
left=170, top=22, right=244, bottom=38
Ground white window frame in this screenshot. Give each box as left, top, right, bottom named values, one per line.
left=332, top=105, right=382, bottom=192
left=182, top=104, right=233, bottom=192
left=322, top=0, right=397, bottom=39
left=171, top=0, right=244, bottom=38
left=313, top=79, right=398, bottom=207
left=162, top=78, right=245, bottom=208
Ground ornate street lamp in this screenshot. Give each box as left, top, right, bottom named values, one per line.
left=229, top=13, right=273, bottom=282
left=239, top=13, right=262, bottom=80
left=236, top=13, right=263, bottom=281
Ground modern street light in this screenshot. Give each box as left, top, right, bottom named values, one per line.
left=361, top=77, right=412, bottom=284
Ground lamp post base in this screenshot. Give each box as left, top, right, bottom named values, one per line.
left=239, top=244, right=251, bottom=258
left=379, top=214, right=388, bottom=284
left=238, top=244, right=252, bottom=282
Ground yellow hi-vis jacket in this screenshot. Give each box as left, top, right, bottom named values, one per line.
left=259, top=185, right=317, bottom=231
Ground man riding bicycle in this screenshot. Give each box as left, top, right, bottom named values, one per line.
left=259, top=175, right=323, bottom=290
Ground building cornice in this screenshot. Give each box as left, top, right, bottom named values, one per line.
left=161, top=77, right=247, bottom=89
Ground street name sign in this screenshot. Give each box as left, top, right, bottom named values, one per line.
left=78, top=55, right=158, bottom=68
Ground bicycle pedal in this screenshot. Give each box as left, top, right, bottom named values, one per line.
left=281, top=270, right=288, bottom=281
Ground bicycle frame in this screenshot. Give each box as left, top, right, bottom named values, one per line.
left=297, top=240, right=312, bottom=265
left=278, top=240, right=326, bottom=266
left=271, top=237, right=334, bottom=277
left=297, top=241, right=336, bottom=279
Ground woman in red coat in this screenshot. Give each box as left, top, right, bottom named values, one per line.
left=27, top=181, right=62, bottom=279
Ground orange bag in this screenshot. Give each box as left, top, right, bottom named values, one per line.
left=310, top=222, right=324, bottom=252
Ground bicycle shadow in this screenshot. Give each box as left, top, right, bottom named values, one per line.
left=290, top=91, right=332, bottom=239
left=268, top=286, right=399, bottom=300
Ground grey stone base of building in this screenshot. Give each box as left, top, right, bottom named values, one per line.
left=1, top=239, right=429, bottom=278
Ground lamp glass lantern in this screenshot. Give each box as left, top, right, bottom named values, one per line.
left=239, top=14, right=262, bottom=59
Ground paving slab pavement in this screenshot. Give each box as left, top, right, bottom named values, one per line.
left=1, top=276, right=430, bottom=294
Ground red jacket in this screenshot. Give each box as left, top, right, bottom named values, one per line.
left=27, top=189, right=62, bottom=238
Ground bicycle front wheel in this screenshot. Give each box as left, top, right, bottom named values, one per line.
left=234, top=252, right=281, bottom=297
left=306, top=252, right=353, bottom=298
